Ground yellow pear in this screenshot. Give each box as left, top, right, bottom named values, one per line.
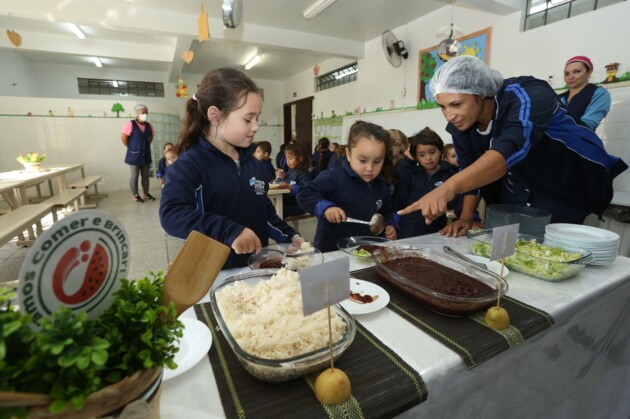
left=314, top=368, right=351, bottom=405
left=485, top=306, right=510, bottom=330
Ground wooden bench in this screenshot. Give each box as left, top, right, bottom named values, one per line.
left=0, top=202, right=55, bottom=247
left=43, top=188, right=87, bottom=221
left=68, top=175, right=108, bottom=206
left=285, top=214, right=316, bottom=233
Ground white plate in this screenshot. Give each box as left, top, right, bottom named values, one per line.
left=340, top=278, right=390, bottom=315
left=163, top=317, right=213, bottom=381
left=545, top=224, right=620, bottom=243
left=465, top=255, right=510, bottom=278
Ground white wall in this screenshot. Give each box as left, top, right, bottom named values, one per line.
left=0, top=50, right=36, bottom=97
left=285, top=2, right=630, bottom=142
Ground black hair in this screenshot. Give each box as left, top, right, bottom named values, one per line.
left=285, top=142, right=310, bottom=173
left=256, top=140, right=272, bottom=155
left=346, top=120, right=393, bottom=183
left=410, top=127, right=444, bottom=159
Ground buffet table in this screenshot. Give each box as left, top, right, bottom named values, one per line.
left=160, top=234, right=630, bottom=419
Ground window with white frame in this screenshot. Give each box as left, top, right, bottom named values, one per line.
left=524, top=0, right=625, bottom=30
left=315, top=63, right=358, bottom=92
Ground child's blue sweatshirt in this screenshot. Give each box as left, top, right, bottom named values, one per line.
left=282, top=168, right=313, bottom=217
left=394, top=160, right=457, bottom=238
left=298, top=159, right=393, bottom=252
left=160, top=138, right=296, bottom=269
left=260, top=158, right=276, bottom=183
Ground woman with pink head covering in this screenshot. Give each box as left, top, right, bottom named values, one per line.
left=558, top=55, right=611, bottom=130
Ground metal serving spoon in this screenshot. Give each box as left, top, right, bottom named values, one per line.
left=344, top=213, right=386, bottom=235
left=443, top=246, right=488, bottom=270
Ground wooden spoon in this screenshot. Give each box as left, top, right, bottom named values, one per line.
left=163, top=230, right=231, bottom=316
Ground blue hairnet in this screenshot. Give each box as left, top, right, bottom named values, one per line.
left=429, top=55, right=504, bottom=97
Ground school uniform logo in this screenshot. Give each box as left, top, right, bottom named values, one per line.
left=434, top=181, right=444, bottom=187
left=249, top=177, right=266, bottom=195
left=375, top=199, right=383, bottom=211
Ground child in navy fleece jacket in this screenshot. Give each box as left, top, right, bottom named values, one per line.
left=394, top=128, right=458, bottom=238
left=274, top=141, right=313, bottom=217
left=298, top=121, right=397, bottom=252
left=159, top=68, right=301, bottom=269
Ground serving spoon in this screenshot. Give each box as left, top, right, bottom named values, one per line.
left=344, top=213, right=386, bottom=235
left=163, top=230, right=231, bottom=316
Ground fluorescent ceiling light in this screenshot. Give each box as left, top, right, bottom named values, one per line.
left=67, top=23, right=85, bottom=39
left=245, top=53, right=261, bottom=70
left=303, top=0, right=337, bottom=20
left=92, top=57, right=102, bottom=67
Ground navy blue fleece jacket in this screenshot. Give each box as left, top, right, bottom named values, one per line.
left=298, top=159, right=393, bottom=252
left=160, top=139, right=297, bottom=269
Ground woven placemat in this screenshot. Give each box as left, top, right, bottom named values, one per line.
left=195, top=302, right=427, bottom=419
left=351, top=267, right=555, bottom=368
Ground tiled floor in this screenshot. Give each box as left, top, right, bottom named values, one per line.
left=0, top=182, right=317, bottom=283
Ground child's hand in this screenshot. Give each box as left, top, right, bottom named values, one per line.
left=232, top=228, right=262, bottom=254
left=384, top=225, right=397, bottom=240
left=287, top=235, right=305, bottom=253
left=277, top=169, right=285, bottom=179
left=324, top=207, right=346, bottom=223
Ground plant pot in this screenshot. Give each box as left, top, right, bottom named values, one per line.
left=22, top=162, right=42, bottom=173
left=1, top=368, right=163, bottom=418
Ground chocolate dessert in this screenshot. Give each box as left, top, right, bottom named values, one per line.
left=376, top=256, right=497, bottom=315
left=259, top=258, right=284, bottom=269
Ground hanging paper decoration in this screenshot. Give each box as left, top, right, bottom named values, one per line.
left=181, top=50, right=194, bottom=64
left=313, top=64, right=320, bottom=76
left=6, top=29, right=22, bottom=47
left=175, top=77, right=189, bottom=98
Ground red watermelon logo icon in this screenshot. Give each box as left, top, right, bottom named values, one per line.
left=53, top=240, right=110, bottom=305
left=18, top=211, right=129, bottom=324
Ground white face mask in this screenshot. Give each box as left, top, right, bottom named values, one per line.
left=138, top=114, right=148, bottom=122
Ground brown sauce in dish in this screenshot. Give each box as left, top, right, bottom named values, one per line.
left=356, top=244, right=383, bottom=254
left=380, top=257, right=493, bottom=298
left=349, top=292, right=379, bottom=304
left=259, top=258, right=284, bottom=269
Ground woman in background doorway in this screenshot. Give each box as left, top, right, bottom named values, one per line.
left=121, top=104, right=156, bottom=203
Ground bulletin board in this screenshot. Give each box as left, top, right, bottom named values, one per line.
left=418, top=27, right=492, bottom=103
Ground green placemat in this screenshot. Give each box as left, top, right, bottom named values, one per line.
left=351, top=267, right=555, bottom=369
left=195, top=302, right=427, bottom=419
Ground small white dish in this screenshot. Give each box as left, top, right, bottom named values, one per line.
left=340, top=278, right=390, bottom=315
left=163, top=317, right=213, bottom=381
left=466, top=254, right=510, bottom=278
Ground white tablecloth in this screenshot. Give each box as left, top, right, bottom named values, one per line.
left=160, top=234, right=630, bottom=419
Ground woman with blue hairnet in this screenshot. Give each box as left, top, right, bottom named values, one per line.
left=398, top=55, right=627, bottom=236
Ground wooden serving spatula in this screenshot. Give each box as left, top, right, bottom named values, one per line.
left=164, top=230, right=230, bottom=315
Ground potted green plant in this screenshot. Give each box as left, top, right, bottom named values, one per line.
left=17, top=152, right=46, bottom=172
left=0, top=271, right=183, bottom=418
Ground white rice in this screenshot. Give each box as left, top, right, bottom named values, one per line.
left=216, top=268, right=345, bottom=359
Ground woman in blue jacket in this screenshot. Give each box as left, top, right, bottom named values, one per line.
left=398, top=56, right=627, bottom=237
left=159, top=68, right=301, bottom=269
left=298, top=121, right=397, bottom=252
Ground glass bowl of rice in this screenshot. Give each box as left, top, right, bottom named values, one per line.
left=209, top=269, right=356, bottom=382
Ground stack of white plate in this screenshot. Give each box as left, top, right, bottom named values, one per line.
left=544, top=224, right=620, bottom=266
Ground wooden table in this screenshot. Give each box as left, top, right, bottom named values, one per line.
left=0, top=180, right=23, bottom=211
left=0, top=163, right=85, bottom=206
left=267, top=188, right=290, bottom=218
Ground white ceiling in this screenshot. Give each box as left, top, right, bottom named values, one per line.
left=0, top=0, right=521, bottom=81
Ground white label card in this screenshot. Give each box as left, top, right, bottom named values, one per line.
left=490, top=223, right=519, bottom=261
left=300, top=257, right=350, bottom=316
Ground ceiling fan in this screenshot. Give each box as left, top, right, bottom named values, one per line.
left=382, top=30, right=409, bottom=68
left=222, top=0, right=243, bottom=29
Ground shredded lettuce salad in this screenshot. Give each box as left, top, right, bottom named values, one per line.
left=352, top=248, right=371, bottom=258
left=471, top=239, right=584, bottom=281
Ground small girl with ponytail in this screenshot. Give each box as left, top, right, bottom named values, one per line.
left=160, top=67, right=302, bottom=269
